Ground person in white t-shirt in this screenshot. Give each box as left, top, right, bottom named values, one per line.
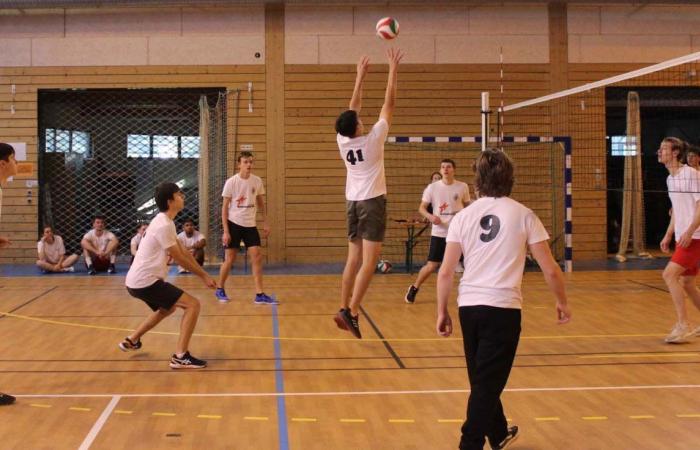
left=436, top=149, right=571, bottom=450
left=405, top=159, right=470, bottom=303
left=36, top=225, right=78, bottom=273
left=0, top=142, right=17, bottom=406
left=121, top=182, right=217, bottom=369
left=216, top=151, right=276, bottom=305
left=332, top=48, right=404, bottom=339
left=177, top=218, right=206, bottom=273
left=658, top=137, right=700, bottom=343
left=130, top=222, right=148, bottom=265
left=81, top=215, right=119, bottom=275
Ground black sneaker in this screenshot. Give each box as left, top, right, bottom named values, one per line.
left=108, top=264, right=116, bottom=274
left=492, top=426, right=518, bottom=450
left=334, top=308, right=349, bottom=330
left=0, top=393, right=15, bottom=406
left=87, top=265, right=97, bottom=275
left=118, top=336, right=142, bottom=352
left=340, top=308, right=362, bottom=339
left=405, top=285, right=419, bottom=303
left=170, top=351, right=207, bottom=369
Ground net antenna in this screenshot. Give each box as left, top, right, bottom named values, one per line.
left=481, top=92, right=490, bottom=152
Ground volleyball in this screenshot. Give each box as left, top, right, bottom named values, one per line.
left=376, top=259, right=393, bottom=273
left=376, top=17, right=399, bottom=40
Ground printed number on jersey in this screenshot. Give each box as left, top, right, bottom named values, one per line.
left=346, top=149, right=365, bottom=165
left=479, top=215, right=500, bottom=242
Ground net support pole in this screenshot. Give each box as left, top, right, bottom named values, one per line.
left=481, top=92, right=490, bottom=152
left=558, top=136, right=573, bottom=273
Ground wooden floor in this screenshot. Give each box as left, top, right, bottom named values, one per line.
left=1, top=270, right=700, bottom=449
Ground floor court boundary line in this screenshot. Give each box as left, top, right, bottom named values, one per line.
left=12, top=384, right=700, bottom=399
left=78, top=395, right=121, bottom=450
left=271, top=305, right=290, bottom=450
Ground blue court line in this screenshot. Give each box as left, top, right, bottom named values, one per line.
left=271, top=305, right=290, bottom=450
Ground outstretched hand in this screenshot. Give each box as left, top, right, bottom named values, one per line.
left=386, top=48, right=404, bottom=69
left=357, top=55, right=370, bottom=78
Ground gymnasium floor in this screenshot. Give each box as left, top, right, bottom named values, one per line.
left=1, top=268, right=699, bottom=449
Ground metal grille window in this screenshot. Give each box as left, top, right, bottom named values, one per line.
left=45, top=128, right=91, bottom=156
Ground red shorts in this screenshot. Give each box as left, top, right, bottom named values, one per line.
left=671, top=239, right=700, bottom=276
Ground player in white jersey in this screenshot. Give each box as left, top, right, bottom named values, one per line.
left=658, top=137, right=700, bottom=343
left=122, top=182, right=217, bottom=369
left=217, top=151, right=277, bottom=305
left=130, top=222, right=148, bottom=265
left=81, top=215, right=119, bottom=275
left=405, top=159, right=470, bottom=303
left=36, top=225, right=78, bottom=273
left=436, top=149, right=571, bottom=450
left=177, top=217, right=206, bottom=273
left=0, top=142, right=18, bottom=405
left=332, top=48, right=404, bottom=339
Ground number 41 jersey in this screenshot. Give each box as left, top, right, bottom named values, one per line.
left=337, top=119, right=389, bottom=201
left=446, top=196, right=549, bottom=309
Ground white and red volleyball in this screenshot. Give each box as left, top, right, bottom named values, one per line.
left=376, top=260, right=393, bottom=274
left=376, top=17, right=399, bottom=40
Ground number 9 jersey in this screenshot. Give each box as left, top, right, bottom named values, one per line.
left=337, top=119, right=389, bottom=201
left=446, top=196, right=549, bottom=309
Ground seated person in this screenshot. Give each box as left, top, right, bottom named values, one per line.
left=176, top=218, right=206, bottom=273
left=36, top=225, right=78, bottom=273
left=81, top=215, right=119, bottom=275
left=130, top=222, right=148, bottom=265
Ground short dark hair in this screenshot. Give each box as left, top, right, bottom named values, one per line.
left=43, top=225, right=53, bottom=232
left=441, top=158, right=456, bottom=169
left=687, top=144, right=700, bottom=158
left=0, top=143, right=15, bottom=162
left=93, top=215, right=106, bottom=223
left=473, top=148, right=514, bottom=198
left=335, top=110, right=358, bottom=138
left=663, top=137, right=688, bottom=162
left=238, top=151, right=253, bottom=162
left=154, top=182, right=181, bottom=212
left=183, top=217, right=195, bottom=225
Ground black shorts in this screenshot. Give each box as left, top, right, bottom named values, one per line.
left=127, top=279, right=184, bottom=312
left=226, top=220, right=261, bottom=248
left=427, top=236, right=447, bottom=262
left=346, top=195, right=387, bottom=242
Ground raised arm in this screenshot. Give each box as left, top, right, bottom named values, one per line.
left=349, top=56, right=370, bottom=112
left=379, top=48, right=404, bottom=126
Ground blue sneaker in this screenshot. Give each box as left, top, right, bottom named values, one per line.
left=215, top=288, right=230, bottom=303
left=254, top=293, right=279, bottom=305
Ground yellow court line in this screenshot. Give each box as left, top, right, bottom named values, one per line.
left=340, top=418, right=366, bottom=423
left=582, top=416, right=608, bottom=421
left=388, top=419, right=415, bottom=423
left=0, top=310, right=667, bottom=342
left=580, top=353, right=699, bottom=359
left=629, top=415, right=655, bottom=419
left=69, top=407, right=92, bottom=412
left=677, top=414, right=700, bottom=418
left=437, top=419, right=462, bottom=423
left=244, top=416, right=269, bottom=421
left=152, top=412, right=176, bottom=417
left=535, top=417, right=560, bottom=422
left=114, top=410, right=133, bottom=415
left=291, top=417, right=318, bottom=422
left=30, top=403, right=51, bottom=408
left=197, top=414, right=222, bottom=420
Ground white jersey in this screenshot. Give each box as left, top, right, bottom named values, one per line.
left=38, top=236, right=66, bottom=264
left=667, top=165, right=700, bottom=241
left=126, top=213, right=177, bottom=289
left=178, top=230, right=205, bottom=249
left=446, top=196, right=549, bottom=309
left=83, top=229, right=117, bottom=253
left=337, top=119, right=389, bottom=201
left=222, top=173, right=265, bottom=227
left=422, top=180, right=471, bottom=238
left=131, top=234, right=143, bottom=251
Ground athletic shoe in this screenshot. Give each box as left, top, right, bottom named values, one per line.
left=665, top=322, right=692, bottom=344
left=108, top=264, right=116, bottom=274
left=492, top=426, right=518, bottom=449
left=339, top=308, right=362, bottom=339
left=215, top=288, right=230, bottom=303
left=455, top=262, right=465, bottom=273
left=87, top=265, right=97, bottom=275
left=170, top=351, right=207, bottom=369
left=254, top=293, right=279, bottom=305
left=0, top=393, right=15, bottom=406
left=62, top=266, right=75, bottom=273
left=177, top=266, right=188, bottom=274
left=118, top=336, right=142, bottom=352
left=334, top=308, right=349, bottom=330
left=405, top=285, right=419, bottom=304
left=693, top=325, right=700, bottom=337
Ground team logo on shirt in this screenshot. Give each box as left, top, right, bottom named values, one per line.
left=439, top=202, right=449, bottom=215
left=236, top=195, right=248, bottom=207
left=453, top=193, right=459, bottom=201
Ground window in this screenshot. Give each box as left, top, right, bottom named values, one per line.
left=127, top=134, right=200, bottom=159
left=610, top=135, right=637, bottom=156
left=45, top=128, right=91, bottom=156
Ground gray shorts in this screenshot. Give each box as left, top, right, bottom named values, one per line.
left=346, top=195, right=387, bottom=242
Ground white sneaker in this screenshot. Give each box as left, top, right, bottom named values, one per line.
left=177, top=266, right=188, bottom=274
left=455, top=263, right=464, bottom=273
left=692, top=325, right=700, bottom=338
left=62, top=266, right=75, bottom=273
left=665, top=322, right=692, bottom=343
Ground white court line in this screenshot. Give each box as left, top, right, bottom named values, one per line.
left=78, top=395, right=121, bottom=450
left=13, top=384, right=700, bottom=399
